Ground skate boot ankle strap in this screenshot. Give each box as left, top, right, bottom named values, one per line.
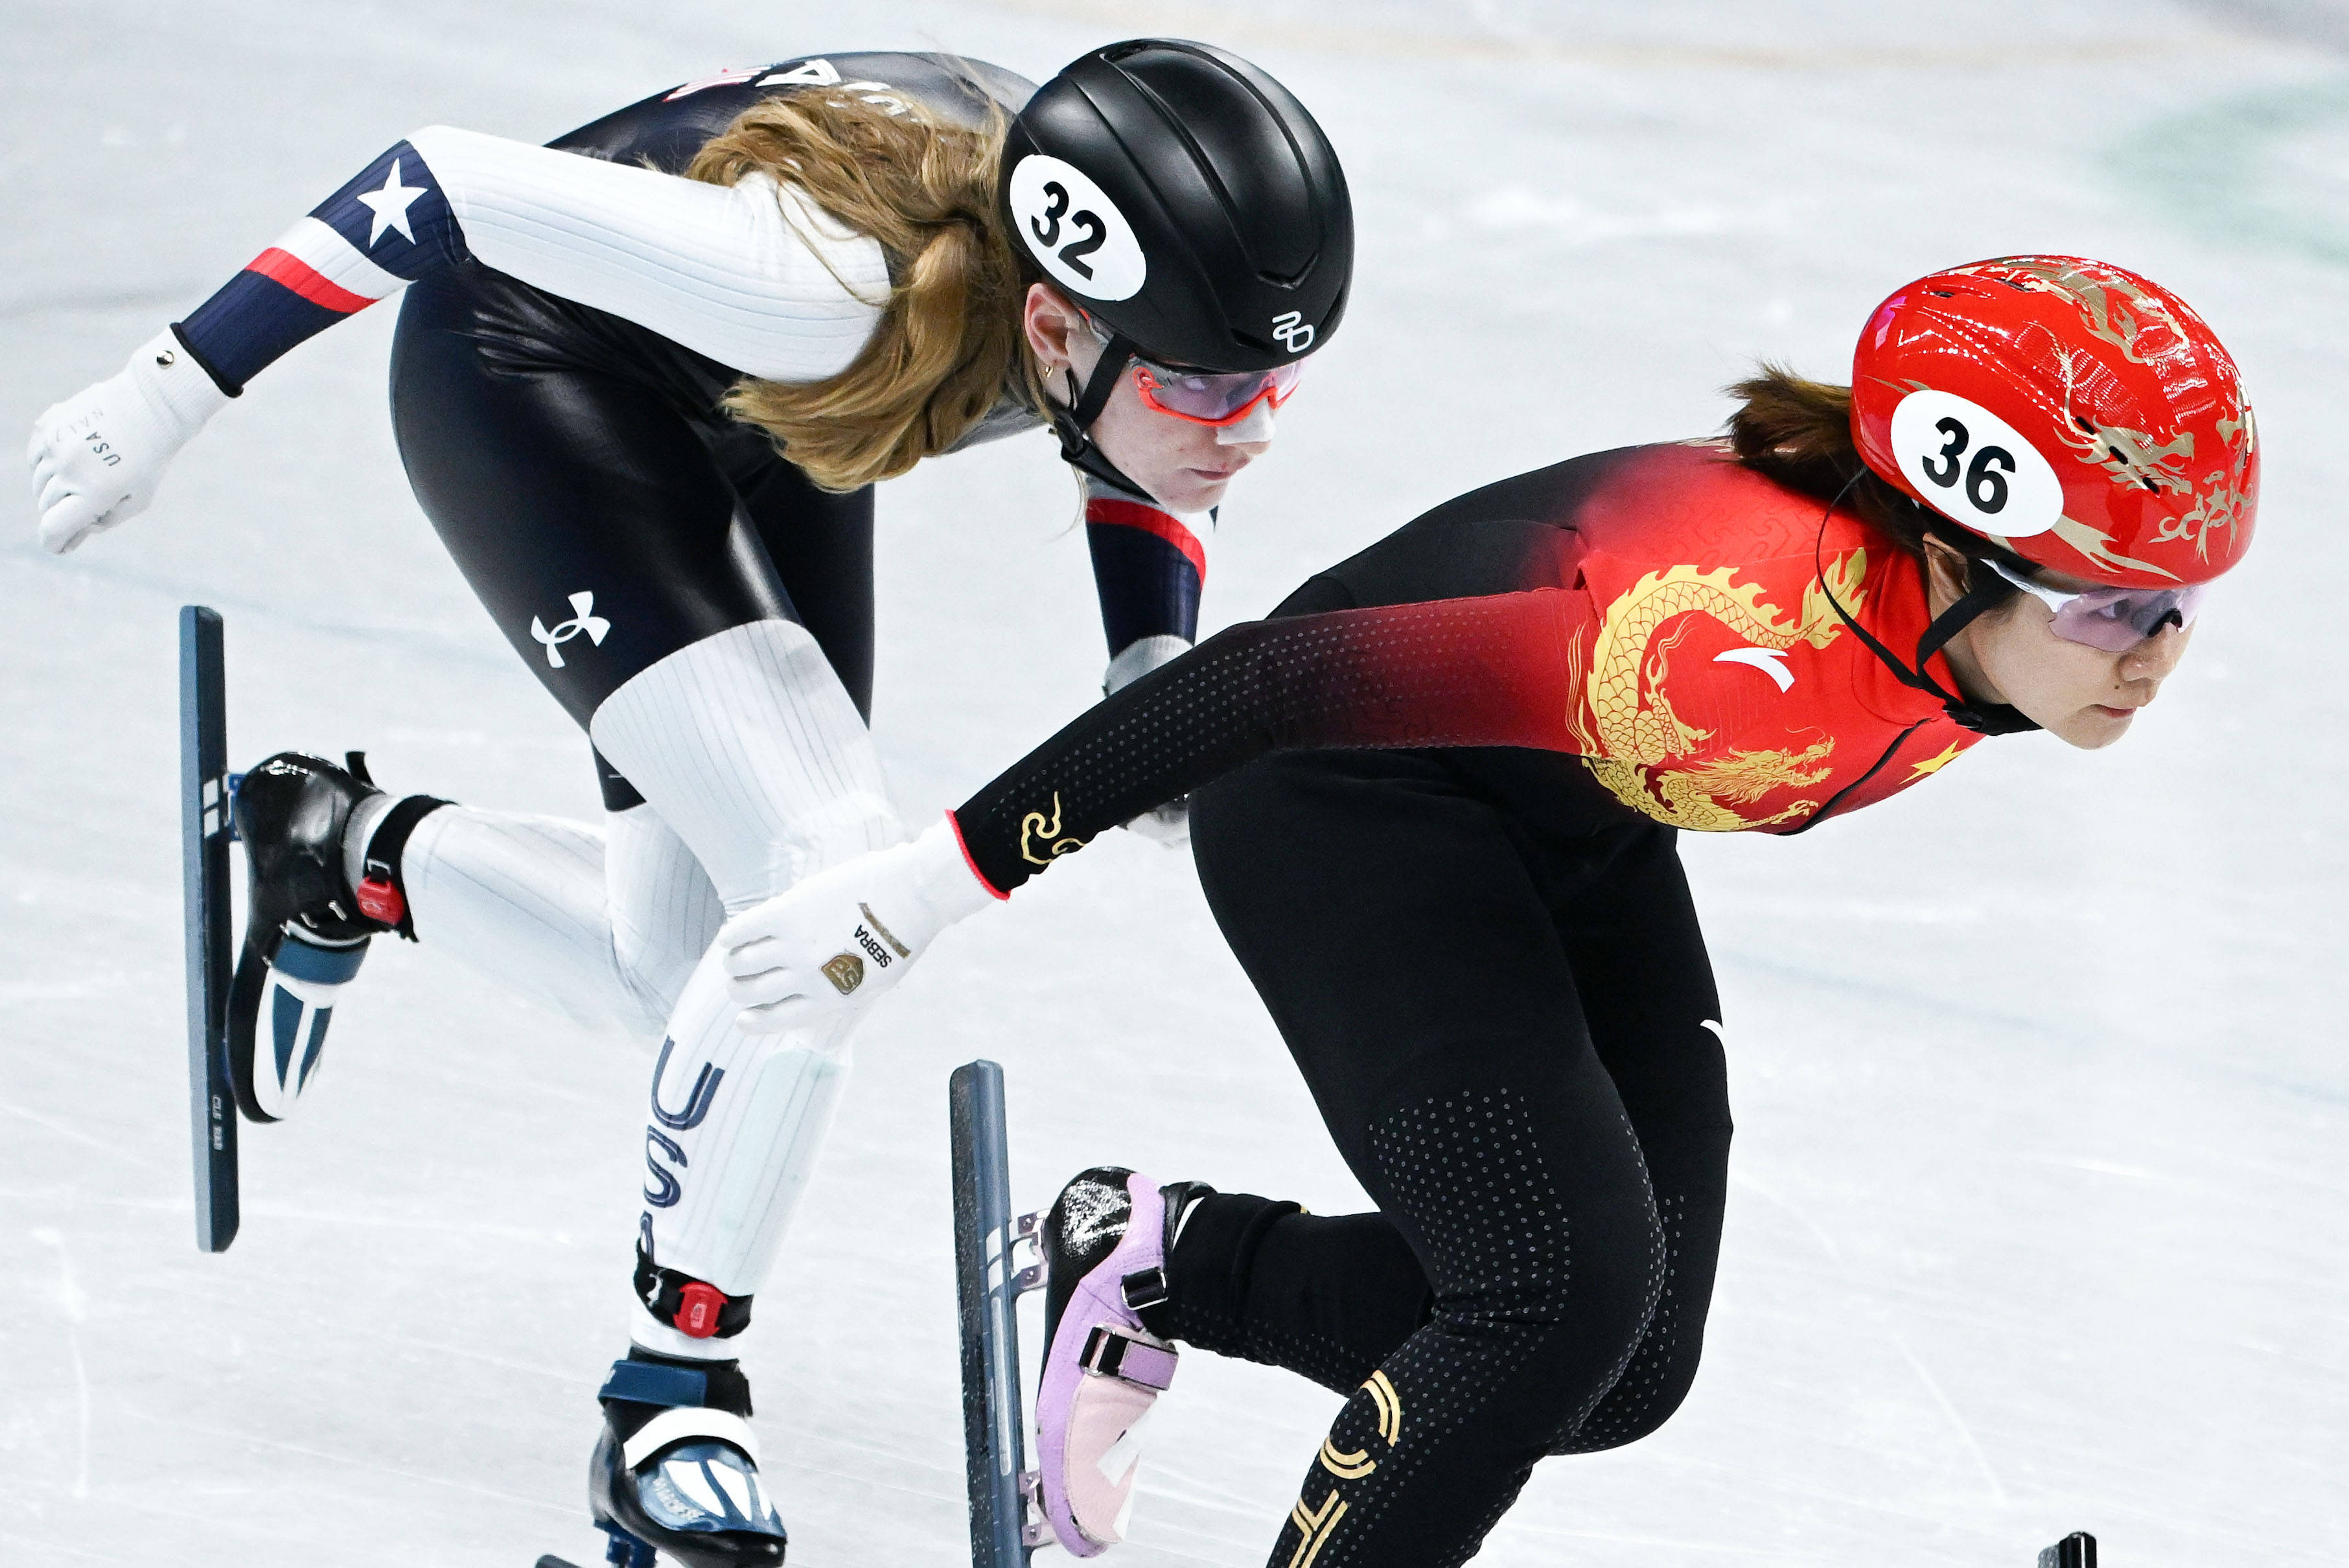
left=1120, top=1265, right=1169, bottom=1311
left=599, top=1356, right=751, bottom=1415
left=353, top=786, right=448, bottom=941
left=1081, top=1324, right=1178, bottom=1391
left=634, top=1248, right=754, bottom=1340
left=599, top=1354, right=761, bottom=1465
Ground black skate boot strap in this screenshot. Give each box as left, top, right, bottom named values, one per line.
left=358, top=794, right=450, bottom=942
left=600, top=1352, right=753, bottom=1414
left=1120, top=1266, right=1170, bottom=1312
left=1109, top=1182, right=1210, bottom=1327
left=1161, top=1180, right=1216, bottom=1251
left=635, top=1247, right=755, bottom=1340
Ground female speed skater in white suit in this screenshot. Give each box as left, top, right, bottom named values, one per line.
left=25, top=42, right=1352, bottom=1567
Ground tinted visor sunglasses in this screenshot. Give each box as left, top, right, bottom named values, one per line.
left=1129, top=357, right=1304, bottom=426
left=1987, top=559, right=2208, bottom=652
left=1078, top=315, right=1306, bottom=427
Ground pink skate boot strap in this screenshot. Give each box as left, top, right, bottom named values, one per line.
left=1082, top=1326, right=1178, bottom=1392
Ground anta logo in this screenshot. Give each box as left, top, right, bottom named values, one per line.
left=1713, top=645, right=1795, bottom=692
left=529, top=591, right=610, bottom=669
left=1270, top=310, right=1315, bottom=353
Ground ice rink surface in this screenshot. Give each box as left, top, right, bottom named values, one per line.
left=4, top=1, right=2345, bottom=1563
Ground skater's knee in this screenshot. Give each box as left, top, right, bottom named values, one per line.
left=1547, top=1339, right=1702, bottom=1454
left=1475, top=1312, right=1653, bottom=1447
left=714, top=793, right=903, bottom=910
left=1431, top=1201, right=1660, bottom=1346
left=588, top=623, right=901, bottom=906
left=607, top=969, right=678, bottom=1039
left=1423, top=1245, right=1664, bottom=1449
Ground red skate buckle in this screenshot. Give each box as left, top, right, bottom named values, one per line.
left=676, top=1281, right=730, bottom=1338
left=354, top=876, right=406, bottom=926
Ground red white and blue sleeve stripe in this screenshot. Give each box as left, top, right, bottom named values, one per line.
left=1083, top=483, right=1207, bottom=669
left=177, top=141, right=463, bottom=393
left=169, top=127, right=891, bottom=397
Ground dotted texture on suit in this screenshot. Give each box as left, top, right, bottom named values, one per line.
left=1266, top=1089, right=1662, bottom=1568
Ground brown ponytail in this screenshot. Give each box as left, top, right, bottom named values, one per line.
left=686, top=89, right=1049, bottom=492
left=1724, top=364, right=2034, bottom=576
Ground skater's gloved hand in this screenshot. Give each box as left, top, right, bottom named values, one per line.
left=1104, top=638, right=1190, bottom=849
left=29, top=330, right=231, bottom=554
left=719, top=815, right=1000, bottom=1032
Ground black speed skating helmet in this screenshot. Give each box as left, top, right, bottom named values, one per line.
left=1002, top=39, right=1353, bottom=374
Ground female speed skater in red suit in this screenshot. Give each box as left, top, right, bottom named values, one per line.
left=711, top=255, right=2256, bottom=1567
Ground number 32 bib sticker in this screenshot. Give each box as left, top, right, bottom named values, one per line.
left=1009, top=154, right=1146, bottom=301
left=1888, top=388, right=2064, bottom=539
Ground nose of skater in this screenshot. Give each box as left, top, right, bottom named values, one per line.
left=2118, top=619, right=2190, bottom=688
left=1214, top=398, right=1277, bottom=450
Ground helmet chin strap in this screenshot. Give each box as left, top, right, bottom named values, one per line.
left=1050, top=330, right=1153, bottom=496
left=1811, top=484, right=2041, bottom=736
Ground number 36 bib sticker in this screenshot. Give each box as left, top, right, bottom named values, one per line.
left=1888, top=388, right=2064, bottom=538
left=1009, top=154, right=1146, bottom=301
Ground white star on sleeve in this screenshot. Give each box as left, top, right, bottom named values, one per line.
left=354, top=158, right=426, bottom=248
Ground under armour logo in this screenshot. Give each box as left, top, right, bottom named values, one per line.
left=1270, top=310, right=1315, bottom=353
left=529, top=592, right=609, bottom=669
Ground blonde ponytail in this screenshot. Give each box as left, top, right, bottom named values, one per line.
left=686, top=89, right=1047, bottom=492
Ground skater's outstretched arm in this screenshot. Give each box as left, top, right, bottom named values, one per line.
left=716, top=587, right=1588, bottom=1030
left=27, top=127, right=886, bottom=553
left=1078, top=477, right=1212, bottom=845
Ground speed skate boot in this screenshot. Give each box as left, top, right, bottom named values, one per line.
left=590, top=1346, right=789, bottom=1568
left=227, top=751, right=442, bottom=1121
left=1034, top=1168, right=1212, bottom=1556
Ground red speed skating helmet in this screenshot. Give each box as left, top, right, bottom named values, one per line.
left=1851, top=256, right=2257, bottom=588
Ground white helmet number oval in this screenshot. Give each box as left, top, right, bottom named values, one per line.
left=1009, top=155, right=1146, bottom=303
left=1888, top=389, right=2064, bottom=539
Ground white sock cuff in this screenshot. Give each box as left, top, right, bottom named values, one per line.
left=340, top=789, right=398, bottom=893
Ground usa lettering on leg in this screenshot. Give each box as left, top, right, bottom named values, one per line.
left=642, top=1036, right=721, bottom=1210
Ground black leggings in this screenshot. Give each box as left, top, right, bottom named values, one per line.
left=1178, top=748, right=1733, bottom=1568
left=387, top=265, right=875, bottom=792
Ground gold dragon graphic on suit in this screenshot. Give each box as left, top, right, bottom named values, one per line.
left=1577, top=551, right=1866, bottom=831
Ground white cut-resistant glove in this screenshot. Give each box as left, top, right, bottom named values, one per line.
left=29, top=330, right=232, bottom=553
left=719, top=816, right=999, bottom=1033
left=1105, top=634, right=1193, bottom=848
